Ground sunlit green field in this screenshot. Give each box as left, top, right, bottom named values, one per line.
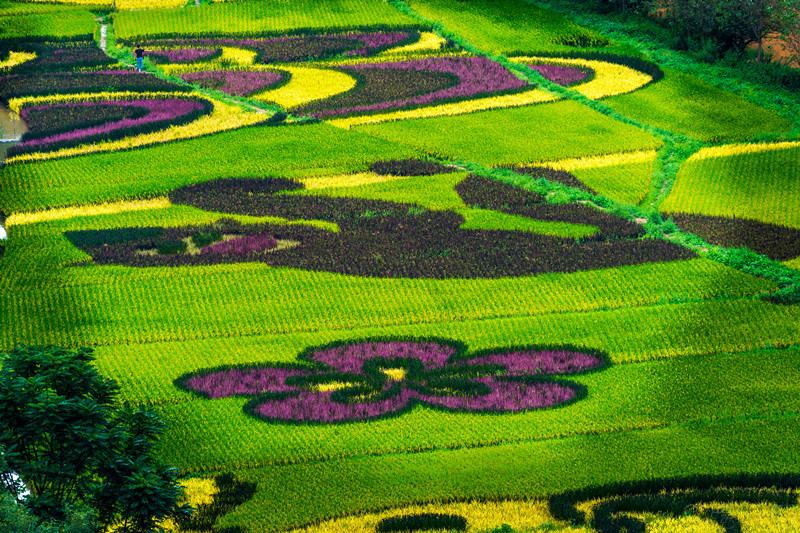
left=2, top=0, right=799, bottom=531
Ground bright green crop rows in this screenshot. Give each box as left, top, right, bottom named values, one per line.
left=0, top=0, right=90, bottom=16
left=0, top=8, right=96, bottom=40
left=114, top=0, right=417, bottom=40
left=4, top=220, right=785, bottom=349
left=662, top=145, right=800, bottom=228
left=569, top=158, right=654, bottom=206
left=305, top=173, right=598, bottom=238
left=3, top=0, right=800, bottom=530
left=219, top=412, right=800, bottom=530
left=356, top=100, right=663, bottom=165
left=0, top=123, right=418, bottom=213
left=407, top=0, right=620, bottom=54
left=149, top=347, right=800, bottom=471
left=605, top=69, right=792, bottom=142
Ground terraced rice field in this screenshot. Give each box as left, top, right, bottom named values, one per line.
left=1, top=0, right=799, bottom=531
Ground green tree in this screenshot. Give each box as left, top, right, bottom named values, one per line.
left=716, top=0, right=793, bottom=60
left=0, top=346, right=189, bottom=532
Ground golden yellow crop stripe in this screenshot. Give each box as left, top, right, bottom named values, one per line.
left=8, top=91, right=188, bottom=113
left=529, top=149, right=658, bottom=171
left=7, top=198, right=171, bottom=227
left=301, top=172, right=418, bottom=190
left=252, top=65, right=357, bottom=109
left=0, top=51, right=36, bottom=72
left=5, top=92, right=268, bottom=164
left=381, top=31, right=447, bottom=56
left=331, top=88, right=557, bottom=129
left=688, top=140, right=800, bottom=162
left=287, top=500, right=574, bottom=533
left=160, top=46, right=260, bottom=75
left=159, top=477, right=219, bottom=533
left=291, top=496, right=800, bottom=532
left=512, top=56, right=653, bottom=99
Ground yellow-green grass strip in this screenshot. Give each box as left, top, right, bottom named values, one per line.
left=535, top=149, right=658, bottom=172
left=661, top=144, right=800, bottom=229
left=6, top=198, right=172, bottom=227
left=353, top=101, right=663, bottom=165
left=18, top=0, right=186, bottom=8
left=688, top=140, right=800, bottom=162
left=524, top=150, right=658, bottom=207
left=300, top=172, right=418, bottom=190
left=6, top=200, right=339, bottom=234
left=114, top=0, right=417, bottom=40
left=329, top=88, right=557, bottom=129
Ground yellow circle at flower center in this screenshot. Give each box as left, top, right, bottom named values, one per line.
left=381, top=368, right=407, bottom=382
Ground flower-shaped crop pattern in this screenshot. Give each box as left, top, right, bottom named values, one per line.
left=177, top=340, right=606, bottom=423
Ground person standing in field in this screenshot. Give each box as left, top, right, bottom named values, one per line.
left=134, top=45, right=145, bottom=72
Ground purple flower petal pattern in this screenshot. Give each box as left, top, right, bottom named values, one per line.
left=528, top=63, right=592, bottom=86
left=253, top=389, right=411, bottom=423
left=12, top=97, right=212, bottom=155
left=459, top=349, right=604, bottom=376
left=303, top=56, right=529, bottom=118
left=149, top=48, right=221, bottom=64
left=419, top=378, right=577, bottom=412
left=183, top=367, right=310, bottom=398
left=177, top=340, right=606, bottom=423
left=311, top=341, right=457, bottom=374
left=179, top=70, right=286, bottom=96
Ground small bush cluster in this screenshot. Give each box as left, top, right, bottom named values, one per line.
left=553, top=31, right=611, bottom=48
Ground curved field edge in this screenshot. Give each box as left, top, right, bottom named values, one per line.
left=212, top=412, right=800, bottom=531
left=661, top=144, right=800, bottom=229
left=151, top=347, right=800, bottom=470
